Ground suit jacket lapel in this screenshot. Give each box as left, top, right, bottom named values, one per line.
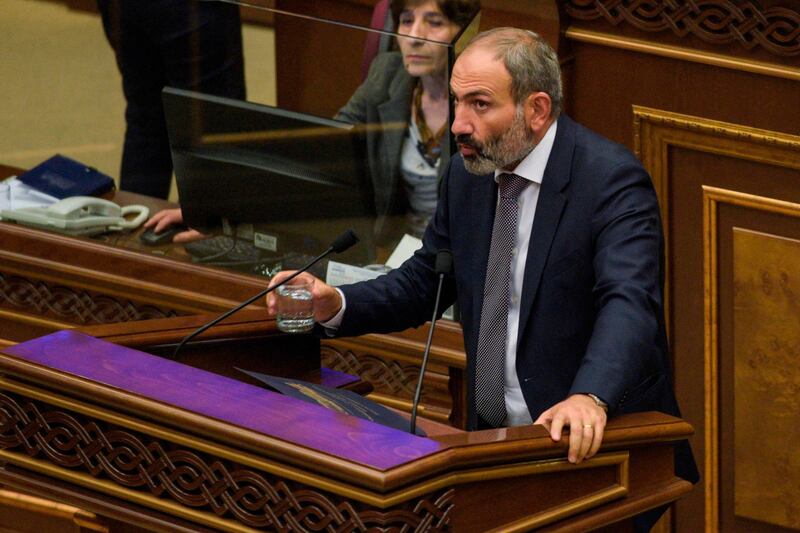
left=469, top=172, right=498, bottom=345
left=463, top=169, right=496, bottom=430
left=374, top=74, right=413, bottom=214
left=517, top=116, right=575, bottom=342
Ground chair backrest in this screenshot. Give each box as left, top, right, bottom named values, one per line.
left=361, top=0, right=393, bottom=80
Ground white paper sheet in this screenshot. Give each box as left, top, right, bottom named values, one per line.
left=325, top=261, right=385, bottom=286
left=0, top=177, right=59, bottom=212
left=385, top=234, right=422, bottom=269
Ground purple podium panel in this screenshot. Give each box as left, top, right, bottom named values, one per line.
left=2, top=331, right=444, bottom=470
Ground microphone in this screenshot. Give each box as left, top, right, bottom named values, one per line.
left=172, top=229, right=359, bottom=359
left=410, top=249, right=453, bottom=435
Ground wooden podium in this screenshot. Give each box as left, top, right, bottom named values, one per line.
left=0, top=328, right=693, bottom=532
left=0, top=166, right=694, bottom=530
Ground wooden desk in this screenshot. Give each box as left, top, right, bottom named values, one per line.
left=0, top=164, right=466, bottom=427
left=0, top=331, right=694, bottom=532
left=0, top=165, right=691, bottom=531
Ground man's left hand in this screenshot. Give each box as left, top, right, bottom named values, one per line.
left=533, top=394, right=607, bottom=464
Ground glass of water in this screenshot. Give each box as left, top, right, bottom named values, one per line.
left=276, top=281, right=315, bottom=333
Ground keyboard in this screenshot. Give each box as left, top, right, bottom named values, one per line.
left=184, top=235, right=265, bottom=263
left=184, top=236, right=326, bottom=278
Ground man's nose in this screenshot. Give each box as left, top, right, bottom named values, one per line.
left=451, top=107, right=471, bottom=136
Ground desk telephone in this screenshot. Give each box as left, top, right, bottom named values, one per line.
left=0, top=196, right=149, bottom=236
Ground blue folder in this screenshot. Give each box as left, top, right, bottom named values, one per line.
left=237, top=368, right=427, bottom=436
left=18, top=154, right=115, bottom=199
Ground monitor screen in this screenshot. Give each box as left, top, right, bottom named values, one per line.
left=162, top=87, right=374, bottom=265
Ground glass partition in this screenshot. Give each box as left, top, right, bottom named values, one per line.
left=0, top=0, right=481, bottom=283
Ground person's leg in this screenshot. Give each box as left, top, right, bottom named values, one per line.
left=155, top=0, right=246, bottom=99
left=101, top=0, right=247, bottom=198
left=119, top=70, right=174, bottom=200
left=98, top=0, right=174, bottom=199
left=633, top=504, right=669, bottom=533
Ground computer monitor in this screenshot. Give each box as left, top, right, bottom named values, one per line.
left=162, top=87, right=374, bottom=263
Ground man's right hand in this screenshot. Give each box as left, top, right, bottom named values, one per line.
left=266, top=271, right=343, bottom=323
left=143, top=207, right=204, bottom=243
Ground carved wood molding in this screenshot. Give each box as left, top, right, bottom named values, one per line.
left=634, top=106, right=800, bottom=157
left=701, top=186, right=800, bottom=532
left=565, top=27, right=800, bottom=80
left=320, top=344, right=454, bottom=423
left=321, top=345, right=420, bottom=398
left=0, top=271, right=180, bottom=325
left=634, top=109, right=800, bottom=531
left=565, top=0, right=800, bottom=57
left=633, top=106, right=800, bottom=335
left=0, top=390, right=454, bottom=532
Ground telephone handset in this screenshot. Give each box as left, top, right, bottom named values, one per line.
left=0, top=196, right=149, bottom=236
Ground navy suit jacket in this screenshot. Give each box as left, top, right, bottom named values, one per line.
left=337, top=115, right=698, bottom=483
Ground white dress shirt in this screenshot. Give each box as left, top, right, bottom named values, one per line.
left=499, top=121, right=557, bottom=426
left=323, top=122, right=558, bottom=427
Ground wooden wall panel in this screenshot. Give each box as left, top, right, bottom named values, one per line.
left=732, top=228, right=800, bottom=531
left=567, top=43, right=799, bottom=149
left=635, top=107, right=800, bottom=532
left=273, top=1, right=373, bottom=116
left=705, top=191, right=800, bottom=533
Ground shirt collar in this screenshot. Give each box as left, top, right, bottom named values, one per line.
left=494, top=120, right=558, bottom=186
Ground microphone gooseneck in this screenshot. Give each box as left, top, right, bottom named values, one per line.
left=410, top=249, right=453, bottom=435
left=172, top=229, right=359, bottom=359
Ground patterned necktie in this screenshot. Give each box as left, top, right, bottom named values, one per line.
left=475, top=173, right=529, bottom=427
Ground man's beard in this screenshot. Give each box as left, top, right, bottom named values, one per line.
left=458, top=107, right=537, bottom=175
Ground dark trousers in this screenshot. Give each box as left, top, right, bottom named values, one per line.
left=98, top=0, right=246, bottom=198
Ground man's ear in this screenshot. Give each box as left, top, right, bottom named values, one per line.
left=525, top=92, right=553, bottom=140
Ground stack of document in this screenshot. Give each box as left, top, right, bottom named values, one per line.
left=0, top=177, right=59, bottom=212
left=325, top=234, right=424, bottom=286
